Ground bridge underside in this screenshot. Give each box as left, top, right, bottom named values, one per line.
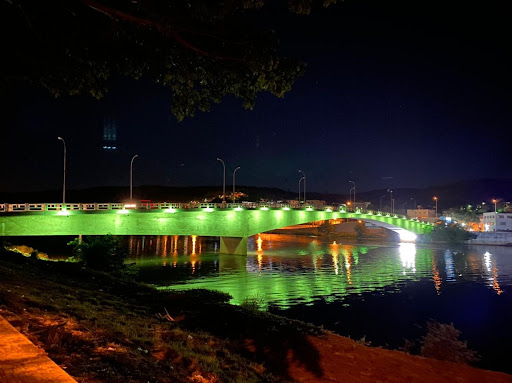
left=0, top=209, right=432, bottom=255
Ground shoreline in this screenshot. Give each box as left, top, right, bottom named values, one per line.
left=1, top=250, right=512, bottom=382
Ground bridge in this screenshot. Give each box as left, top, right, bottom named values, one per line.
left=0, top=202, right=434, bottom=255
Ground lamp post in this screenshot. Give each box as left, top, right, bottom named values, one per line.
left=492, top=199, right=497, bottom=213
left=298, top=176, right=305, bottom=204
left=410, top=198, right=416, bottom=209
left=232, top=166, right=240, bottom=203
left=387, top=189, right=393, bottom=215
left=130, top=154, right=138, bottom=200
left=433, top=196, right=438, bottom=218
left=379, top=194, right=386, bottom=211
left=349, top=180, right=356, bottom=206
left=57, top=137, right=66, bottom=205
left=298, top=169, right=306, bottom=204
left=217, top=158, right=226, bottom=203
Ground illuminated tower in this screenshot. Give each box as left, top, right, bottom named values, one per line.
left=102, top=117, right=118, bottom=151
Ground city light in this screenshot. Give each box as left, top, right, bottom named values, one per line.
left=117, top=209, right=129, bottom=215
left=164, top=208, right=177, bottom=213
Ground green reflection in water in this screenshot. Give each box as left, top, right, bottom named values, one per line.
left=132, top=235, right=436, bottom=309
left=131, top=234, right=512, bottom=309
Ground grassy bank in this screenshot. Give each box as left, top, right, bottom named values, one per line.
left=2, top=248, right=512, bottom=383
left=0, top=249, right=321, bottom=383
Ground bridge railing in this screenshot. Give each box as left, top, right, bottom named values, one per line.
left=0, top=202, right=433, bottom=225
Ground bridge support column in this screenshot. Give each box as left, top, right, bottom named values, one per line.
left=220, top=236, right=247, bottom=255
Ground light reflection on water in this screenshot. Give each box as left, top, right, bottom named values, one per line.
left=128, top=234, right=512, bottom=308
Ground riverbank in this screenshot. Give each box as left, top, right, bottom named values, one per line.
left=466, top=232, right=512, bottom=246
left=1, top=250, right=511, bottom=382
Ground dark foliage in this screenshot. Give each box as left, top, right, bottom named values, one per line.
left=354, top=222, right=367, bottom=238
left=420, top=321, right=479, bottom=364
left=318, top=220, right=335, bottom=236
left=1, top=0, right=338, bottom=121
left=428, top=224, right=477, bottom=243
left=68, top=235, right=128, bottom=275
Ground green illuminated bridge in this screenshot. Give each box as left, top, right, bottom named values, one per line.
left=0, top=202, right=433, bottom=255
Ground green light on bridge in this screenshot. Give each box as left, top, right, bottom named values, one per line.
left=117, top=209, right=129, bottom=215
left=282, top=207, right=290, bottom=211
left=204, top=207, right=214, bottom=212
left=260, top=207, right=269, bottom=211
left=164, top=208, right=177, bottom=213
left=234, top=207, right=243, bottom=211
left=57, top=210, right=70, bottom=216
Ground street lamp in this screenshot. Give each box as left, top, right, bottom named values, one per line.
left=379, top=194, right=386, bottom=211
left=410, top=198, right=416, bottom=209
left=232, top=166, right=240, bottom=203
left=298, top=169, right=306, bottom=204
left=492, top=199, right=497, bottom=213
left=57, top=137, right=66, bottom=205
left=433, top=196, right=438, bottom=218
left=130, top=154, right=138, bottom=200
left=349, top=181, right=356, bottom=206
left=217, top=158, right=226, bottom=203
left=387, top=189, right=393, bottom=215
left=298, top=176, right=305, bottom=204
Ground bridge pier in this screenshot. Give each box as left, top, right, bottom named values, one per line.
left=220, top=236, right=247, bottom=256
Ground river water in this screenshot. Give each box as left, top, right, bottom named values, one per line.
left=127, top=233, right=512, bottom=373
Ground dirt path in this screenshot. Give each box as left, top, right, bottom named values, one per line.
left=0, top=316, right=77, bottom=383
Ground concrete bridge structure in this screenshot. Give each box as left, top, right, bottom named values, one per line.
left=0, top=202, right=433, bottom=255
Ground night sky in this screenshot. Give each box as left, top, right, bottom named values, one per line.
left=3, top=0, right=510, bottom=194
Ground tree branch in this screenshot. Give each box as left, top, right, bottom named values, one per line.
left=77, top=0, right=246, bottom=63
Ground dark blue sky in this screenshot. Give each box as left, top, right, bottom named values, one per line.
left=3, top=0, right=510, bottom=194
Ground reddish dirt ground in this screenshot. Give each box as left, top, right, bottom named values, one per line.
left=286, top=333, right=512, bottom=383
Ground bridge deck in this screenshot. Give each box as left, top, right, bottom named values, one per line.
left=0, top=203, right=433, bottom=238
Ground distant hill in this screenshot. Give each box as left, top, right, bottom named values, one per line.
left=1, top=178, right=511, bottom=214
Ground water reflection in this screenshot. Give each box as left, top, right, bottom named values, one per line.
left=128, top=235, right=512, bottom=308
left=399, top=242, right=416, bottom=273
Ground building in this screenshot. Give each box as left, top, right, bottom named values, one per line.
left=353, top=201, right=371, bottom=210
left=305, top=200, right=326, bottom=209
left=407, top=209, right=437, bottom=222
left=289, top=200, right=326, bottom=209
left=483, top=212, right=512, bottom=232
left=102, top=117, right=118, bottom=151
